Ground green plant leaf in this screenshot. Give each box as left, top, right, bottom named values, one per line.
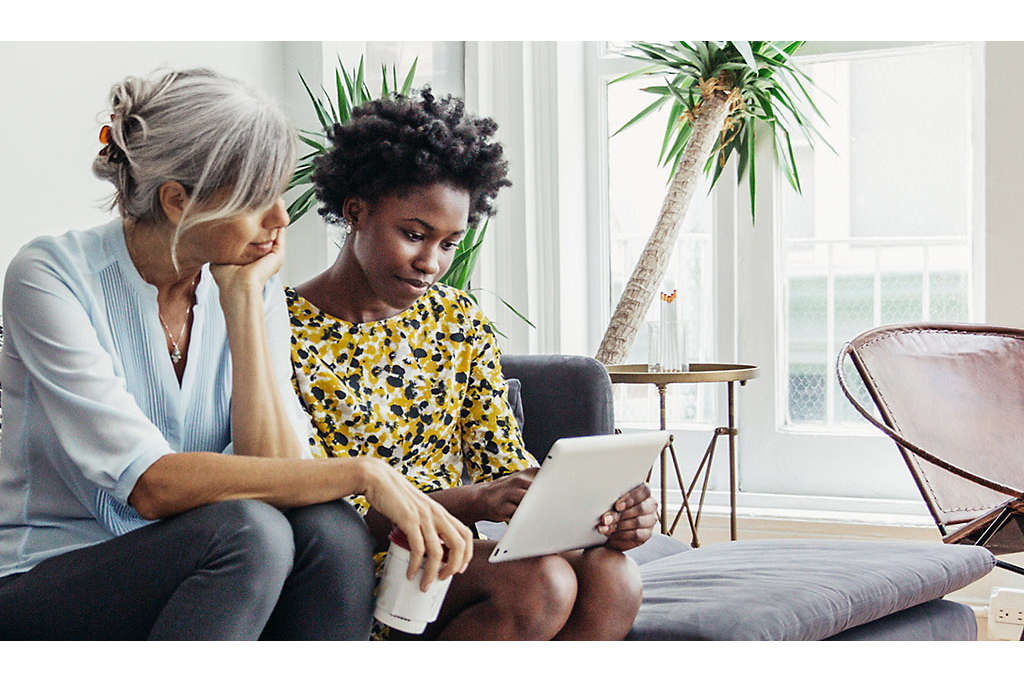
left=443, top=241, right=483, bottom=288
left=339, top=55, right=355, bottom=99
left=609, top=62, right=658, bottom=85
left=659, top=97, right=684, bottom=160
left=470, top=287, right=536, bottom=329
left=298, top=134, right=326, bottom=152
left=400, top=57, right=419, bottom=95
left=663, top=75, right=697, bottom=110
left=286, top=186, right=317, bottom=223
left=298, top=71, right=331, bottom=134
left=320, top=85, right=338, bottom=124
left=661, top=120, right=692, bottom=169
left=772, top=123, right=802, bottom=193
left=286, top=169, right=313, bottom=192
left=747, top=117, right=756, bottom=222
left=336, top=64, right=350, bottom=122
left=355, top=56, right=365, bottom=100
left=612, top=94, right=667, bottom=137
left=733, top=41, right=758, bottom=72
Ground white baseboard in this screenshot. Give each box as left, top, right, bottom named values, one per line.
left=651, top=486, right=934, bottom=526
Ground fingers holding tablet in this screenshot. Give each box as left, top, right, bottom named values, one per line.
left=481, top=467, right=538, bottom=522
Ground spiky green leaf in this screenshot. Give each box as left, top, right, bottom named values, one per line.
left=400, top=57, right=418, bottom=96
left=733, top=41, right=758, bottom=71
left=612, top=94, right=668, bottom=137
left=298, top=71, right=331, bottom=134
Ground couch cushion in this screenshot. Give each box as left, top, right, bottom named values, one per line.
left=625, top=533, right=690, bottom=566
left=826, top=598, right=977, bottom=640
left=628, top=538, right=994, bottom=640
left=505, top=377, right=524, bottom=433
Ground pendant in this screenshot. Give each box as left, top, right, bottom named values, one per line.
left=171, top=346, right=182, bottom=363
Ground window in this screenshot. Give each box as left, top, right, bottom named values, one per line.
left=777, top=44, right=977, bottom=431
left=590, top=42, right=983, bottom=507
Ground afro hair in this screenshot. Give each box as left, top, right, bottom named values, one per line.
left=313, top=87, right=511, bottom=227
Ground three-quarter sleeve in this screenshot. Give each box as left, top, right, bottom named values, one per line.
left=460, top=307, right=539, bottom=483
left=2, top=247, right=171, bottom=508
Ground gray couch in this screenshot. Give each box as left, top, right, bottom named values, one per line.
left=0, top=320, right=993, bottom=639
left=499, top=354, right=994, bottom=640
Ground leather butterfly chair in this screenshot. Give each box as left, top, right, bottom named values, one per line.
left=837, top=323, right=1024, bottom=577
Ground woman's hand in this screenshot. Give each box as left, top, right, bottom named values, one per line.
left=209, top=228, right=286, bottom=301
left=358, top=458, right=474, bottom=591
left=598, top=482, right=658, bottom=551
left=478, top=468, right=538, bottom=522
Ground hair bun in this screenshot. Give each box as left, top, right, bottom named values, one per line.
left=90, top=68, right=295, bottom=248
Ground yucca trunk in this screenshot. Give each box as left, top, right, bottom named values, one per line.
left=595, top=86, right=734, bottom=365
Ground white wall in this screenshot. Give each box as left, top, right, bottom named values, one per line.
left=0, top=42, right=289, bottom=296
left=465, top=41, right=592, bottom=356
left=985, top=42, right=1024, bottom=327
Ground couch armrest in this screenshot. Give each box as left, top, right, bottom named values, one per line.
left=501, top=354, right=614, bottom=463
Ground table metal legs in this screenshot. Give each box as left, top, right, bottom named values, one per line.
left=657, top=380, right=742, bottom=547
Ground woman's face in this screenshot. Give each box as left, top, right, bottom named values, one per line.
left=345, top=183, right=470, bottom=311
left=180, top=195, right=290, bottom=267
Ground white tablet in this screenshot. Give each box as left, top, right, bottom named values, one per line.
left=488, top=431, right=669, bottom=563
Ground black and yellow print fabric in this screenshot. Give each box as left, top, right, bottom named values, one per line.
left=286, top=284, right=538, bottom=516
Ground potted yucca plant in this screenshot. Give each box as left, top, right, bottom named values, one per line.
left=595, top=41, right=832, bottom=365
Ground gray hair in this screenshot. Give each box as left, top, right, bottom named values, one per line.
left=91, top=68, right=296, bottom=266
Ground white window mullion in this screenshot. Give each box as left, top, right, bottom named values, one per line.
left=825, top=243, right=836, bottom=425
left=873, top=246, right=882, bottom=327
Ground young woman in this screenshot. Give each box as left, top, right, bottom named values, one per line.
left=289, top=88, right=658, bottom=640
left=0, top=69, right=471, bottom=640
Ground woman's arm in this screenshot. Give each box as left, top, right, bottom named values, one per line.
left=431, top=470, right=538, bottom=525
left=211, top=230, right=302, bottom=460
left=130, top=451, right=475, bottom=587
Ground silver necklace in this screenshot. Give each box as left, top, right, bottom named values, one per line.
left=158, top=307, right=191, bottom=364
left=125, top=225, right=198, bottom=365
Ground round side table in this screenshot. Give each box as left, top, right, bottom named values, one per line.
left=605, top=363, right=759, bottom=546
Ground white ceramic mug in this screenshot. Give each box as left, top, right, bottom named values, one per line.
left=373, top=527, right=453, bottom=634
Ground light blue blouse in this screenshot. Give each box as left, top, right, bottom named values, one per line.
left=0, top=218, right=314, bottom=579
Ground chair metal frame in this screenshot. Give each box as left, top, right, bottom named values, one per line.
left=836, top=323, right=1024, bottom=577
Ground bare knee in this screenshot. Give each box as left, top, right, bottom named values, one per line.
left=571, top=548, right=642, bottom=639
left=502, top=555, right=577, bottom=640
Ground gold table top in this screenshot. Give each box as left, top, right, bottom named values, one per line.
left=604, top=363, right=760, bottom=385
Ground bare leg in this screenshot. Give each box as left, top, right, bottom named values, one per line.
left=415, top=540, right=578, bottom=640
left=554, top=547, right=642, bottom=640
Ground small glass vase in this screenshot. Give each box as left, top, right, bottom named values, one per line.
left=647, top=321, right=662, bottom=372
left=660, top=319, right=688, bottom=372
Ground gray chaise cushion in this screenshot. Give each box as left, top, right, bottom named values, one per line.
left=628, top=538, right=994, bottom=640
left=826, top=598, right=977, bottom=640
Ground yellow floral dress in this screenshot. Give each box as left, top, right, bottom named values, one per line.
left=287, top=284, right=537, bottom=502
left=287, top=284, right=538, bottom=636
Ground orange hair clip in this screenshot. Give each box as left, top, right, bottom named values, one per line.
left=98, top=114, right=115, bottom=145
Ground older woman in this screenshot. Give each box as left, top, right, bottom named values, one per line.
left=0, top=69, right=471, bottom=640
left=288, top=88, right=658, bottom=640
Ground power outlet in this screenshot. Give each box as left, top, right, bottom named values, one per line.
left=988, top=587, right=1024, bottom=640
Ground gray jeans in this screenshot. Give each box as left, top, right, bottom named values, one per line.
left=0, top=499, right=376, bottom=640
